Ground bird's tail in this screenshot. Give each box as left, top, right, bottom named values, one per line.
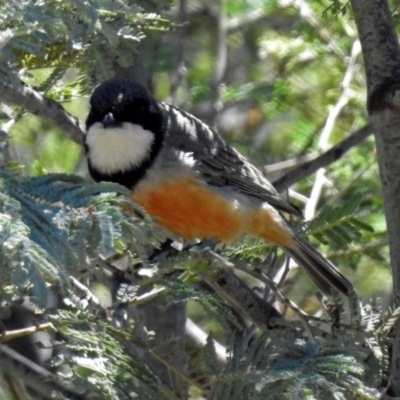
left=284, top=235, right=356, bottom=297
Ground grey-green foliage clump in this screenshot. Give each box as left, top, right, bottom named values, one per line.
left=0, top=167, right=170, bottom=398
left=0, top=0, right=174, bottom=89
left=0, top=165, right=391, bottom=400
left=0, top=168, right=146, bottom=307
left=207, top=336, right=377, bottom=400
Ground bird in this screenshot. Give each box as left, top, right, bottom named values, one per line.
left=84, top=78, right=355, bottom=297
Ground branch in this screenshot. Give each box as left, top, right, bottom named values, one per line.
left=167, top=0, right=188, bottom=105
left=196, top=253, right=284, bottom=332
left=235, top=261, right=313, bottom=337
left=0, top=81, right=85, bottom=145
left=272, top=124, right=372, bottom=191
left=328, top=238, right=388, bottom=261
left=264, top=153, right=317, bottom=175
left=0, top=344, right=88, bottom=400
left=210, top=0, right=228, bottom=125
left=185, top=318, right=227, bottom=362
left=304, top=39, right=360, bottom=221
left=0, top=323, right=56, bottom=343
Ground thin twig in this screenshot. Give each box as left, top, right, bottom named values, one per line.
left=264, top=153, right=317, bottom=174
left=234, top=262, right=314, bottom=337
left=69, top=276, right=102, bottom=307
left=196, top=251, right=284, bottom=332
left=304, top=40, right=361, bottom=220
left=328, top=238, right=388, bottom=260
left=148, top=347, right=208, bottom=396
left=126, top=287, right=165, bottom=306
left=278, top=255, right=292, bottom=288
left=0, top=323, right=56, bottom=343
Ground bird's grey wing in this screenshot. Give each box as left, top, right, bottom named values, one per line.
left=161, top=103, right=301, bottom=216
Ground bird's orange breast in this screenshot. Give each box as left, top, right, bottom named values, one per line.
left=130, top=175, right=293, bottom=246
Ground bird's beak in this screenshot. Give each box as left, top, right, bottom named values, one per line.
left=102, top=112, right=116, bottom=128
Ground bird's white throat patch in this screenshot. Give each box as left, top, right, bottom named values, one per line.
left=86, top=122, right=154, bottom=174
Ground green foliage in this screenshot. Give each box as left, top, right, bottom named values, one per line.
left=0, top=167, right=172, bottom=398
left=0, top=168, right=146, bottom=305
left=49, top=310, right=167, bottom=400
left=0, top=165, right=387, bottom=399
left=0, top=0, right=174, bottom=87
left=205, top=333, right=378, bottom=400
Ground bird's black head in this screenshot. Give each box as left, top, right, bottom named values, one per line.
left=85, top=78, right=165, bottom=188
left=86, top=78, right=164, bottom=133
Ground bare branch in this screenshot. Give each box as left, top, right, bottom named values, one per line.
left=212, top=0, right=227, bottom=86
left=328, top=238, right=388, bottom=261
left=0, top=344, right=88, bottom=400
left=273, top=124, right=372, bottom=192
left=264, top=153, right=317, bottom=175
left=0, top=323, right=56, bottom=343
left=304, top=40, right=360, bottom=220
left=0, top=81, right=85, bottom=145
left=209, top=0, right=228, bottom=125
left=185, top=318, right=227, bottom=362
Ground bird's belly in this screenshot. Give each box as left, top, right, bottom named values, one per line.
left=130, top=175, right=293, bottom=245
left=131, top=175, right=243, bottom=241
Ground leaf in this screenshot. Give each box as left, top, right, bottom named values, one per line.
left=100, top=21, right=119, bottom=46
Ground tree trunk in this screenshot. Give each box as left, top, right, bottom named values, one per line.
left=350, top=0, right=400, bottom=395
